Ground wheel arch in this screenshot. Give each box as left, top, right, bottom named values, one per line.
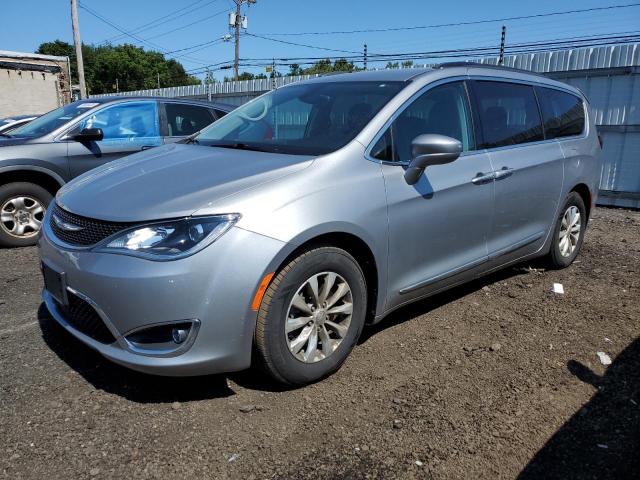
left=0, top=166, right=65, bottom=197
left=570, top=183, right=592, bottom=220
left=268, top=229, right=381, bottom=322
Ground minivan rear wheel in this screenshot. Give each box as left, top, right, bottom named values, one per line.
left=0, top=182, right=52, bottom=248
left=254, top=246, right=367, bottom=386
left=546, top=191, right=587, bottom=269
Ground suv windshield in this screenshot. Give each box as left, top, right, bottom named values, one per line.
left=9, top=101, right=102, bottom=138
left=194, top=81, right=404, bottom=155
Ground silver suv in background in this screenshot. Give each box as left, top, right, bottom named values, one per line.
left=0, top=98, right=232, bottom=247
left=39, top=64, right=601, bottom=385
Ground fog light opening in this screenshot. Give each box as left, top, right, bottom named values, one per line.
left=172, top=327, right=189, bottom=344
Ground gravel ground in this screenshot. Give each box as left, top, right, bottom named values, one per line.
left=0, top=206, right=638, bottom=480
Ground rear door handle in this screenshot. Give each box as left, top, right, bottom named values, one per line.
left=472, top=172, right=496, bottom=184
left=494, top=167, right=514, bottom=180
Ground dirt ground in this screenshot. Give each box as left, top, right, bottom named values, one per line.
left=0, top=206, right=638, bottom=480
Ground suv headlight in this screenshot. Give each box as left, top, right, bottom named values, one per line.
left=94, top=214, right=240, bottom=260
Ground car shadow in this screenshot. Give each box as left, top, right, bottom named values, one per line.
left=360, top=264, right=534, bottom=344
left=518, top=337, right=640, bottom=479
left=37, top=303, right=235, bottom=403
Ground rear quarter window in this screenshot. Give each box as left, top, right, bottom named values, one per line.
left=536, top=87, right=585, bottom=139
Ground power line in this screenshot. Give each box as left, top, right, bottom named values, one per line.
left=78, top=2, right=219, bottom=66
left=143, top=8, right=228, bottom=41
left=102, top=0, right=218, bottom=43
left=244, top=32, right=365, bottom=55
left=184, top=33, right=640, bottom=74
left=253, top=3, right=640, bottom=36
left=79, top=2, right=166, bottom=52
left=164, top=38, right=225, bottom=55
left=229, top=32, right=640, bottom=64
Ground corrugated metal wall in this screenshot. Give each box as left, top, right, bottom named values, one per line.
left=95, top=44, right=640, bottom=207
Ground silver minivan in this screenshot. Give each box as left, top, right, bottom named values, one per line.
left=39, top=64, right=601, bottom=385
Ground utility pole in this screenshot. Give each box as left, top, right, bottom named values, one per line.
left=233, top=0, right=242, bottom=80
left=498, top=25, right=506, bottom=65
left=271, top=58, right=276, bottom=89
left=231, top=0, right=256, bottom=81
left=157, top=71, right=161, bottom=90
left=70, top=0, right=86, bottom=99
left=363, top=43, right=368, bottom=70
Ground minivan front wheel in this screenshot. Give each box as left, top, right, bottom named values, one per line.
left=546, top=191, right=587, bottom=268
left=0, top=182, right=52, bottom=248
left=254, top=247, right=367, bottom=385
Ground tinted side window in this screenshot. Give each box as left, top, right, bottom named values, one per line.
left=79, top=102, right=160, bottom=142
left=371, top=81, right=474, bottom=162
left=537, top=87, right=585, bottom=138
left=473, top=81, right=543, bottom=148
left=165, top=103, right=214, bottom=136
left=214, top=108, right=229, bottom=119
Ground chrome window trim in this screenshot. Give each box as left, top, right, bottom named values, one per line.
left=364, top=73, right=590, bottom=166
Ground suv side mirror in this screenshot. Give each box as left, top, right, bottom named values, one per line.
left=404, top=134, right=462, bottom=185
left=73, top=127, right=103, bottom=142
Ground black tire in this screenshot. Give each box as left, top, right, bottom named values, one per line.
left=546, top=191, right=587, bottom=269
left=254, top=246, right=367, bottom=386
left=0, top=182, right=52, bottom=248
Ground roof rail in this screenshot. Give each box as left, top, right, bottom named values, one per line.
left=435, top=61, right=546, bottom=78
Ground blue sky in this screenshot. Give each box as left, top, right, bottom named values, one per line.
left=1, top=0, right=639, bottom=80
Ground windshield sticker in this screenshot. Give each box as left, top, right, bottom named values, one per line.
left=78, top=103, right=100, bottom=109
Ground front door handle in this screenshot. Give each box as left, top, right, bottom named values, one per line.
left=494, top=167, right=514, bottom=180
left=472, top=172, right=496, bottom=185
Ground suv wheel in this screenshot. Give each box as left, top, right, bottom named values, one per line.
left=254, top=246, right=367, bottom=386
left=0, top=182, right=52, bottom=248
left=546, top=191, right=587, bottom=269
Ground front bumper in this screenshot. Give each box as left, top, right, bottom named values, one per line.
left=39, top=223, right=286, bottom=376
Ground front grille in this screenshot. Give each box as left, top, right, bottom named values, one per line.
left=50, top=204, right=133, bottom=246
left=57, top=292, right=116, bottom=344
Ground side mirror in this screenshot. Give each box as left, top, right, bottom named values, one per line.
left=404, top=134, right=462, bottom=185
left=73, top=127, right=103, bottom=142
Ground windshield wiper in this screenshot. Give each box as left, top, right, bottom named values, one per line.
left=179, top=130, right=201, bottom=144
left=209, top=142, right=273, bottom=153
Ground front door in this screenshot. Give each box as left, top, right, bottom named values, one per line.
left=66, top=101, right=162, bottom=178
left=371, top=80, right=495, bottom=311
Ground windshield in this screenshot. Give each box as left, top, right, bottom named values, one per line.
left=194, top=81, right=404, bottom=155
left=9, top=101, right=102, bottom=138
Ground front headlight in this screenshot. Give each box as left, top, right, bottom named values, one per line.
left=94, top=214, right=240, bottom=260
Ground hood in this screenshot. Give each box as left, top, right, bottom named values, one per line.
left=57, top=143, right=314, bottom=222
left=0, top=136, right=34, bottom=147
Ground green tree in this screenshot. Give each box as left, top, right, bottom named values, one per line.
left=288, top=63, right=302, bottom=76
left=37, top=40, right=200, bottom=94
left=300, top=58, right=361, bottom=75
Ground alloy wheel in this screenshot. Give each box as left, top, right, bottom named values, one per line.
left=558, top=205, right=581, bottom=257
left=0, top=196, right=45, bottom=238
left=284, top=272, right=353, bottom=363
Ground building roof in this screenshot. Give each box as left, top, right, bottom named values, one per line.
left=0, top=50, right=69, bottom=62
